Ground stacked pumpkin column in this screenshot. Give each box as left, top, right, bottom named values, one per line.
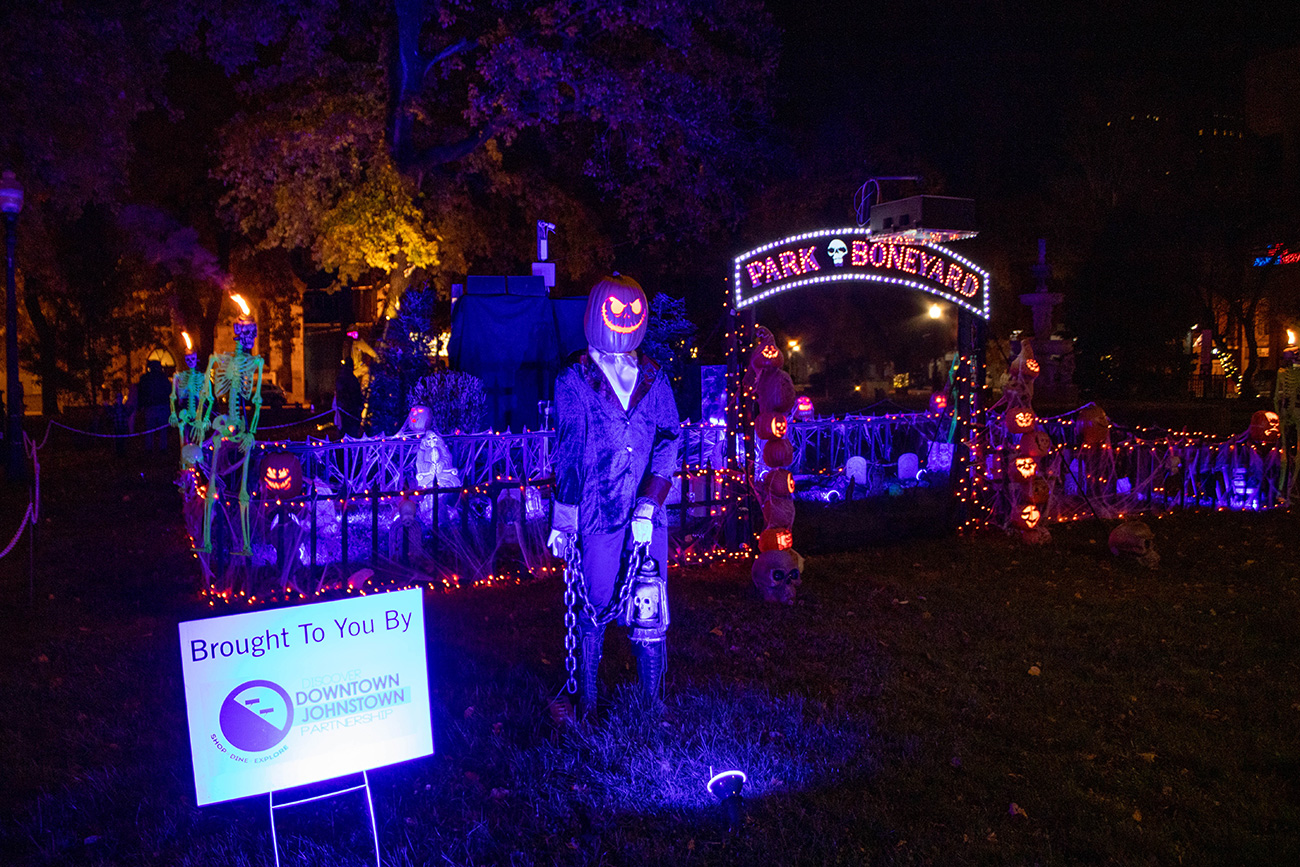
left=745, top=326, right=803, bottom=604
left=999, top=340, right=1052, bottom=544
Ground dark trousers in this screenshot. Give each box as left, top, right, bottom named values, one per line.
left=579, top=523, right=668, bottom=623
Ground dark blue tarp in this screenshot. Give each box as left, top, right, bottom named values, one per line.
left=449, top=292, right=588, bottom=432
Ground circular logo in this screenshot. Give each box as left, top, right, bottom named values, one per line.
left=219, top=680, right=294, bottom=752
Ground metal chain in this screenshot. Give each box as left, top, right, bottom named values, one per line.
left=559, top=537, right=650, bottom=696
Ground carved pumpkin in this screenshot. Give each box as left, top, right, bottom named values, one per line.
left=1010, top=341, right=1038, bottom=379
left=1249, top=410, right=1281, bottom=445
left=756, top=370, right=797, bottom=414
left=584, top=274, right=647, bottom=353
left=762, top=436, right=794, bottom=468
left=793, top=394, right=815, bottom=421
left=1013, top=456, right=1037, bottom=479
left=762, top=495, right=796, bottom=529
left=766, top=468, right=797, bottom=498
left=1075, top=404, right=1110, bottom=446
left=1015, top=503, right=1041, bottom=530
left=756, top=411, right=788, bottom=440
left=1004, top=406, right=1036, bottom=434
left=260, top=452, right=302, bottom=499
left=758, top=526, right=794, bottom=552
left=1017, top=428, right=1053, bottom=458
left=751, top=341, right=784, bottom=370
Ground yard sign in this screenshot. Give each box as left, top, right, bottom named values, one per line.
left=179, top=589, right=433, bottom=806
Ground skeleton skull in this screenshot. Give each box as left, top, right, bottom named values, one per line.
left=632, top=584, right=661, bottom=623
left=1108, top=520, right=1159, bottom=569
left=827, top=239, right=848, bottom=267
left=752, top=548, right=804, bottom=604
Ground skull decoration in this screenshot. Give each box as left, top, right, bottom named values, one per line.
left=185, top=353, right=199, bottom=370
left=752, top=548, right=803, bottom=604
left=230, top=294, right=257, bottom=352
left=827, top=239, right=848, bottom=267
left=585, top=274, right=647, bottom=353
left=1108, top=520, right=1159, bottom=569
left=632, top=583, right=661, bottom=624
left=405, top=405, right=432, bottom=433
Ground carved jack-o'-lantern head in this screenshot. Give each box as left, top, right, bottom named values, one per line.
left=1249, top=410, right=1281, bottom=445
left=752, top=341, right=785, bottom=370
left=585, top=274, right=647, bottom=353
left=260, top=452, right=302, bottom=499
left=756, top=411, right=788, bottom=440
left=766, top=468, right=797, bottom=498
left=1014, top=456, right=1037, bottom=479
left=1004, top=407, right=1036, bottom=434
left=758, top=526, right=794, bottom=552
left=1016, top=503, right=1041, bottom=530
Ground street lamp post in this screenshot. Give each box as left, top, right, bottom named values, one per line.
left=1, top=170, right=24, bottom=482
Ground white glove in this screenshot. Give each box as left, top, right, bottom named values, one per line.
left=630, top=516, right=653, bottom=545
left=547, top=529, right=570, bottom=558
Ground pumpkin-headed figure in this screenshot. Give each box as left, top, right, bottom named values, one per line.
left=585, top=274, right=647, bottom=354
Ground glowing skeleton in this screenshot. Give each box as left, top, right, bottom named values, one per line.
left=170, top=332, right=209, bottom=467
left=197, top=299, right=264, bottom=554
left=1274, top=356, right=1300, bottom=502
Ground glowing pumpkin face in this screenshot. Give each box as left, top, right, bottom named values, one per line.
left=1249, top=410, right=1281, bottom=445
left=1004, top=407, right=1036, bottom=433
left=585, top=275, right=647, bottom=353
left=929, top=392, right=948, bottom=412
left=767, top=468, right=796, bottom=497
left=758, top=527, right=793, bottom=552
left=757, top=412, right=788, bottom=440
left=1014, top=456, right=1037, bottom=479
left=260, top=453, right=302, bottom=499
left=752, top=341, right=784, bottom=370
left=1023, top=358, right=1040, bottom=377
left=1017, top=503, right=1041, bottom=529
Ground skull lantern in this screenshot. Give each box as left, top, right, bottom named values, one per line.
left=1248, top=410, right=1281, bottom=445
left=260, top=452, right=302, bottom=499
left=752, top=548, right=803, bottom=604
left=756, top=411, right=788, bottom=440
left=827, top=238, right=848, bottom=266
left=1108, top=520, right=1159, bottom=569
left=585, top=274, right=647, bottom=353
left=621, top=553, right=669, bottom=641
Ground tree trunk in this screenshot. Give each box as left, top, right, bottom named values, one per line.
left=21, top=274, right=60, bottom=415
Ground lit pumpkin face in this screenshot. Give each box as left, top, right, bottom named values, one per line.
left=1004, top=407, right=1036, bottom=434
left=585, top=275, right=647, bottom=353
left=1014, top=456, right=1037, bottom=479
left=756, top=412, right=788, bottom=440
left=767, top=469, right=796, bottom=498
left=260, top=453, right=302, bottom=499
left=758, top=527, right=793, bottom=552
left=793, top=394, right=814, bottom=420
left=1023, top=358, right=1040, bottom=377
left=1249, top=410, right=1281, bottom=445
left=929, top=392, right=948, bottom=412
left=752, top=341, right=784, bottom=370
left=1017, top=503, right=1041, bottom=530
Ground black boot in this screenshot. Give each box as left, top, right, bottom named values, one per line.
left=633, top=639, right=667, bottom=708
left=578, top=626, right=605, bottom=722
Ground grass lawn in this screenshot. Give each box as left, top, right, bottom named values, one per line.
left=2, top=442, right=1299, bottom=865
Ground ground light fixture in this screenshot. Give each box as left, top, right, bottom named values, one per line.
left=707, top=768, right=747, bottom=833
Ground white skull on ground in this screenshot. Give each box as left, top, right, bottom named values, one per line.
left=827, top=239, right=848, bottom=267
left=752, top=548, right=804, bottom=604
left=1108, top=520, right=1159, bottom=569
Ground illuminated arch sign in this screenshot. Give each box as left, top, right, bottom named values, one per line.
left=733, top=228, right=990, bottom=319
